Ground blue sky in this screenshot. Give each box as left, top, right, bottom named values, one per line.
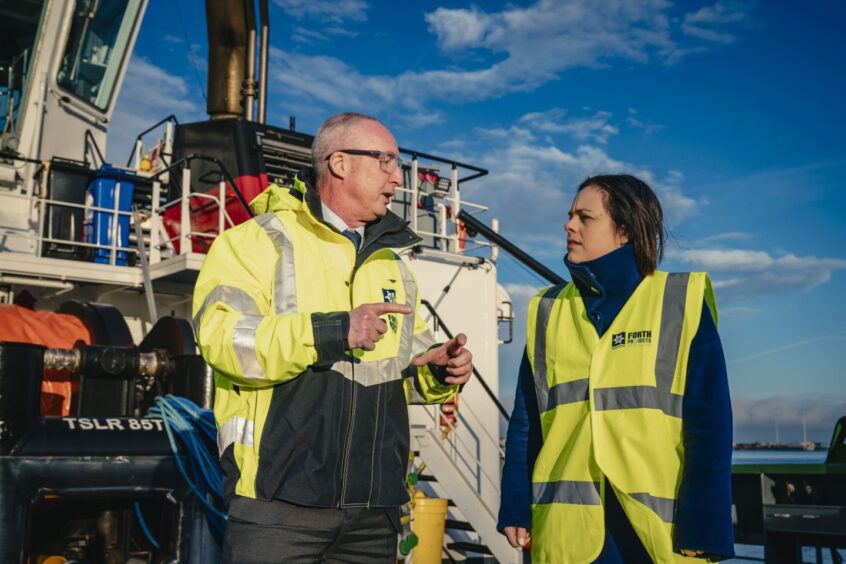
left=110, top=0, right=846, bottom=442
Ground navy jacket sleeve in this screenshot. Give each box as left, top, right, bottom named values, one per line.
left=673, top=302, right=735, bottom=559
left=498, top=348, right=543, bottom=531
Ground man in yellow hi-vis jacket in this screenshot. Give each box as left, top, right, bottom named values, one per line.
left=193, top=112, right=473, bottom=563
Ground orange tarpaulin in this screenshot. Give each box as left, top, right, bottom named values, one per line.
left=0, top=305, right=92, bottom=415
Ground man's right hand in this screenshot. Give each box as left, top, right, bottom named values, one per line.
left=347, top=302, right=412, bottom=351
left=503, top=526, right=531, bottom=549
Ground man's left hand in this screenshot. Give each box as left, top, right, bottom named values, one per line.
left=412, top=334, right=473, bottom=385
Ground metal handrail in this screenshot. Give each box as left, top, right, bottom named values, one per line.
left=420, top=407, right=503, bottom=500
left=419, top=299, right=510, bottom=422
left=398, top=148, right=488, bottom=185
left=125, top=114, right=178, bottom=166
left=83, top=129, right=105, bottom=169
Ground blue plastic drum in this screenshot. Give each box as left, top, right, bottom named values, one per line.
left=83, top=166, right=137, bottom=265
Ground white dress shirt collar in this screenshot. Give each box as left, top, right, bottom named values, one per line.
left=321, top=203, right=365, bottom=248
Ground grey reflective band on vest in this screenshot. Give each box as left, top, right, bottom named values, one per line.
left=217, top=416, right=255, bottom=456
left=544, top=378, right=589, bottom=411
left=593, top=386, right=683, bottom=417
left=254, top=213, right=298, bottom=315
left=533, top=284, right=567, bottom=413
left=532, top=480, right=601, bottom=506
left=628, top=492, right=676, bottom=523
left=655, top=273, right=690, bottom=395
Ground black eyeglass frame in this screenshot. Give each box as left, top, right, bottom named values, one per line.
left=325, top=149, right=404, bottom=173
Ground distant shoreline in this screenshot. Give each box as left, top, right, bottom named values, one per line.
left=733, top=441, right=822, bottom=451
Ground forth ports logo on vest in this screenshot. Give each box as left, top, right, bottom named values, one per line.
left=611, top=330, right=653, bottom=349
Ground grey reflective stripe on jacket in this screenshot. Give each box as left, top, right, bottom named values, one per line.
left=192, top=215, right=299, bottom=381
left=217, top=416, right=255, bottom=456
left=193, top=285, right=267, bottom=380
left=254, top=212, right=298, bottom=315
left=531, top=273, right=690, bottom=418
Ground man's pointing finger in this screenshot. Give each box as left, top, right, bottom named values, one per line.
left=369, top=302, right=413, bottom=315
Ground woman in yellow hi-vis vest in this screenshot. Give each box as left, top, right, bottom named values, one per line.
left=498, top=175, right=734, bottom=563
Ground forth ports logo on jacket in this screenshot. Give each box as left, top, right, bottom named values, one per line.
left=383, top=288, right=398, bottom=332
left=611, top=330, right=653, bottom=349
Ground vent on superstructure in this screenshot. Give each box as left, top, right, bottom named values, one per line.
left=258, top=136, right=313, bottom=188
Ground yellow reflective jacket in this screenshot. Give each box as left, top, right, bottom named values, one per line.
left=526, top=271, right=716, bottom=563
left=193, top=173, right=457, bottom=507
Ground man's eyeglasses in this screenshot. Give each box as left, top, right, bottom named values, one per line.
left=326, top=149, right=404, bottom=174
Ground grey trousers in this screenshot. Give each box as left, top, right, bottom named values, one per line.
left=222, top=497, right=398, bottom=563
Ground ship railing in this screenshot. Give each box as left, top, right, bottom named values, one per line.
left=143, top=154, right=253, bottom=264
left=2, top=147, right=502, bottom=281
left=0, top=177, right=140, bottom=268
left=395, top=151, right=499, bottom=260
left=0, top=152, right=250, bottom=275
left=126, top=115, right=177, bottom=177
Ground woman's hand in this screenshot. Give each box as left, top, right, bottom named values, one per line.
left=680, top=549, right=704, bottom=557
left=503, top=526, right=531, bottom=549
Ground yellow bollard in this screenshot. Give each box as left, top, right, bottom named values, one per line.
left=411, top=491, right=449, bottom=564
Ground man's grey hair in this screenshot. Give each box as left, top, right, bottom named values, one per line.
left=311, top=112, right=384, bottom=185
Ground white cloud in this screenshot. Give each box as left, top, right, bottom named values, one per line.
left=291, top=26, right=360, bottom=44
left=519, top=109, right=619, bottom=144
left=433, top=116, right=699, bottom=268
left=425, top=7, right=492, bottom=51
left=732, top=394, right=846, bottom=443
left=626, top=115, right=665, bottom=136
left=272, top=0, right=368, bottom=23
left=696, top=231, right=755, bottom=245
left=187, top=43, right=207, bottom=74
left=503, top=282, right=545, bottom=301
left=682, top=2, right=748, bottom=45
left=667, top=247, right=846, bottom=303
left=292, top=27, right=330, bottom=44
left=730, top=329, right=846, bottom=365
left=719, top=305, right=760, bottom=317
left=266, top=0, right=751, bottom=119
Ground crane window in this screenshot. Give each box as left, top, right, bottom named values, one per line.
left=56, top=0, right=142, bottom=111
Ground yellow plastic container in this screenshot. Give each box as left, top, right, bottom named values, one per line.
left=411, top=492, right=449, bottom=564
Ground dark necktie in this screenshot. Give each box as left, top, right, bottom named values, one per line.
left=342, top=229, right=361, bottom=250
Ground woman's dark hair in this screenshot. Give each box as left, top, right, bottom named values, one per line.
left=578, top=174, right=665, bottom=276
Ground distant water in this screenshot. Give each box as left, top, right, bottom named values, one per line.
left=730, top=544, right=845, bottom=563
left=732, top=449, right=828, bottom=465
left=729, top=449, right=842, bottom=563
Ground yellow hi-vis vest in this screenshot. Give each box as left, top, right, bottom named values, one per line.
left=525, top=271, right=717, bottom=563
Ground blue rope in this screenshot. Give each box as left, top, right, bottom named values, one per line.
left=147, top=395, right=227, bottom=540
left=133, top=501, right=161, bottom=550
